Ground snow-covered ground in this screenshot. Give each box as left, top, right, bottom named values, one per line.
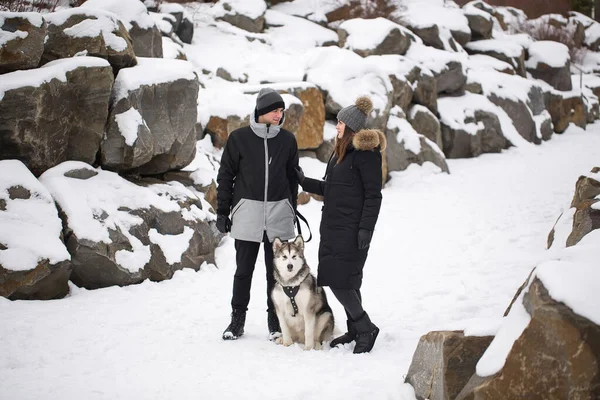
left=2, top=123, right=599, bottom=400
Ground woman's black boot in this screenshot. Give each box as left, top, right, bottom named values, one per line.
left=352, top=312, right=379, bottom=354
left=330, top=320, right=356, bottom=347
left=222, top=309, right=246, bottom=340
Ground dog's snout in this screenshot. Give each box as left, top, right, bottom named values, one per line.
left=287, top=264, right=293, bottom=271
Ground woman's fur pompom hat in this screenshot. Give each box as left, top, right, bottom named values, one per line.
left=337, top=95, right=373, bottom=132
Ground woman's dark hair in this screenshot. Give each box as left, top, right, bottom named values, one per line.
left=334, top=124, right=356, bottom=164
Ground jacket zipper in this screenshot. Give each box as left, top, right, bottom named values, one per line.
left=263, top=125, right=269, bottom=233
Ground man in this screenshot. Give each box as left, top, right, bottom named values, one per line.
left=216, top=88, right=299, bottom=340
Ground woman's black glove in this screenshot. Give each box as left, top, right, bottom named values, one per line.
left=216, top=214, right=232, bottom=233
left=357, top=228, right=373, bottom=249
left=294, top=166, right=305, bottom=184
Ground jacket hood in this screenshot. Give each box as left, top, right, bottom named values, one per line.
left=352, top=129, right=386, bottom=152
left=250, top=108, right=285, bottom=139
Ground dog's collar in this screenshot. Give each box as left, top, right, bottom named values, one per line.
left=282, top=285, right=300, bottom=317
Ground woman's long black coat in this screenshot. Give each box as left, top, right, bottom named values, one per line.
left=301, top=129, right=386, bottom=289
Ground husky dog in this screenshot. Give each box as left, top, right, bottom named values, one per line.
left=271, top=235, right=334, bottom=350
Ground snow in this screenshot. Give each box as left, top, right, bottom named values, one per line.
left=265, top=9, right=337, bottom=49
left=0, top=56, right=110, bottom=102
left=465, top=38, right=524, bottom=58
left=81, top=0, right=155, bottom=31
left=114, top=107, right=147, bottom=146
left=112, top=57, right=197, bottom=101
left=3, top=123, right=600, bottom=399
left=0, top=11, right=44, bottom=28
left=161, top=36, right=183, bottom=60
left=525, top=41, right=570, bottom=69
left=339, top=18, right=411, bottom=53
left=388, top=110, right=423, bottom=154
left=271, top=0, right=340, bottom=23
left=149, top=226, right=194, bottom=265
left=405, top=42, right=467, bottom=75
left=0, top=160, right=70, bottom=271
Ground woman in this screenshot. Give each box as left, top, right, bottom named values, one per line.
left=295, top=96, right=386, bottom=354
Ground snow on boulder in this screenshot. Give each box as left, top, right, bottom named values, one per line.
left=526, top=41, right=571, bottom=92
left=338, top=17, right=414, bottom=57
left=0, top=160, right=71, bottom=300
left=405, top=43, right=467, bottom=95
left=304, top=46, right=393, bottom=129
left=408, top=104, right=442, bottom=150
left=213, top=0, right=267, bottom=34
left=39, top=161, right=222, bottom=289
left=463, top=3, right=493, bottom=40
left=101, top=58, right=199, bottom=174
left=385, top=106, right=449, bottom=175
left=398, top=1, right=471, bottom=52
left=158, top=3, right=194, bottom=44
left=0, top=57, right=113, bottom=176
left=81, top=0, right=162, bottom=58
left=437, top=92, right=525, bottom=158
left=0, top=11, right=45, bottom=74
left=456, top=229, right=600, bottom=399
left=465, top=38, right=526, bottom=76
left=42, top=8, right=136, bottom=72
left=265, top=10, right=337, bottom=50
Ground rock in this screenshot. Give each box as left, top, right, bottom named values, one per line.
left=465, top=39, right=526, bottom=77
left=488, top=94, right=538, bottom=143
left=0, top=57, right=113, bottom=176
left=0, top=160, right=71, bottom=300
left=101, top=58, right=199, bottom=174
left=386, top=110, right=449, bottom=174
left=408, top=105, right=443, bottom=150
left=534, top=110, right=553, bottom=141
left=0, top=11, right=46, bottom=74
left=39, top=162, right=223, bottom=289
left=526, top=41, right=572, bottom=92
left=214, top=0, right=266, bottom=33
left=206, top=114, right=250, bottom=149
left=81, top=0, right=163, bottom=58
left=159, top=3, right=194, bottom=44
left=406, top=66, right=438, bottom=115
left=42, top=8, right=136, bottom=72
left=282, top=85, right=325, bottom=150
left=566, top=170, right=600, bottom=247
left=338, top=18, right=412, bottom=57
left=405, top=331, right=493, bottom=400
left=545, top=92, right=586, bottom=133
left=464, top=5, right=493, bottom=40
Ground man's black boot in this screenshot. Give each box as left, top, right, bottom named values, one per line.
left=330, top=320, right=356, bottom=348
left=222, top=309, right=246, bottom=340
left=267, top=310, right=281, bottom=340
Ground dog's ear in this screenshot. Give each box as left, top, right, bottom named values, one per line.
left=293, top=235, right=304, bottom=250
left=273, top=237, right=284, bottom=252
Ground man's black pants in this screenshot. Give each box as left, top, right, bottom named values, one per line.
left=231, top=232, right=275, bottom=312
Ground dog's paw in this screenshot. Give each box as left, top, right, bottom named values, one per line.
left=303, top=344, right=314, bottom=351
left=275, top=337, right=283, bottom=345
left=314, top=341, right=322, bottom=350
left=282, top=338, right=293, bottom=347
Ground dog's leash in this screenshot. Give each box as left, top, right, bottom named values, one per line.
left=295, top=210, right=312, bottom=242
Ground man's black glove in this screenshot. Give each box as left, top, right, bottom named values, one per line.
left=294, top=166, right=305, bottom=185
left=357, top=228, right=373, bottom=250
left=216, top=214, right=232, bottom=233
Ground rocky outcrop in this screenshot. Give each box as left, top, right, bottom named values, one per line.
left=0, top=11, right=46, bottom=74
left=408, top=105, right=442, bottom=150
left=39, top=162, right=222, bottom=289
left=283, top=86, right=325, bottom=150
left=0, top=57, right=113, bottom=176
left=159, top=3, right=194, bottom=44
left=465, top=40, right=526, bottom=77
left=566, top=169, right=600, bottom=247
left=101, top=58, right=199, bottom=174
left=214, top=0, right=266, bottom=33
left=0, top=160, right=71, bottom=300
left=546, top=92, right=587, bottom=134
left=464, top=5, right=493, bottom=41
left=406, top=331, right=493, bottom=400
left=338, top=18, right=412, bottom=57
left=42, top=9, right=137, bottom=72
left=526, top=41, right=572, bottom=92
left=488, top=94, right=538, bottom=143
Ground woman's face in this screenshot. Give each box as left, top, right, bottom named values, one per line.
left=336, top=120, right=346, bottom=139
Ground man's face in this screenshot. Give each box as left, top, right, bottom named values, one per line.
left=258, top=108, right=284, bottom=125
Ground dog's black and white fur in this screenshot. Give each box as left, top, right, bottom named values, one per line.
left=271, top=235, right=334, bottom=350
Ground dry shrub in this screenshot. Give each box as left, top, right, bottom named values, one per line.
left=520, top=19, right=587, bottom=63
left=453, top=0, right=570, bottom=19
left=0, top=0, right=59, bottom=12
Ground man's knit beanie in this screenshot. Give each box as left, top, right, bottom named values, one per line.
left=255, top=88, right=285, bottom=117
left=336, top=96, right=373, bottom=132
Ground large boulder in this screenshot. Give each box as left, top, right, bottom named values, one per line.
left=386, top=109, right=449, bottom=174
left=338, top=18, right=413, bottom=57
left=101, top=58, right=199, bottom=174
left=405, top=331, right=493, bottom=400
left=405, top=44, right=467, bottom=96
left=281, top=85, right=325, bottom=150
left=408, top=105, right=442, bottom=150
left=463, top=4, right=493, bottom=41
left=158, top=3, right=194, bottom=44
left=213, top=0, right=266, bottom=33
left=0, top=160, right=71, bottom=300
left=465, top=39, right=526, bottom=77
left=488, top=94, right=537, bottom=144
left=43, top=8, right=137, bottom=72
left=546, top=91, right=587, bottom=133
left=39, top=161, right=223, bottom=289
left=0, top=57, right=113, bottom=176
left=0, top=11, right=46, bottom=74
left=526, top=41, right=572, bottom=92
left=81, top=0, right=163, bottom=58
left=365, top=55, right=418, bottom=114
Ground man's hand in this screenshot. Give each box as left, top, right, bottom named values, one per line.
left=357, top=228, right=373, bottom=250
left=294, top=166, right=305, bottom=185
left=216, top=214, right=232, bottom=233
